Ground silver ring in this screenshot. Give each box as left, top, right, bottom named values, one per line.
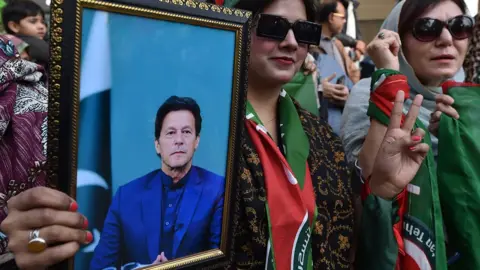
left=27, top=229, right=47, bottom=253
left=378, top=32, right=385, bottom=39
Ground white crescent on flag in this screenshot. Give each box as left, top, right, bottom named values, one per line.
left=404, top=239, right=433, bottom=270
left=77, top=169, right=109, bottom=190
left=82, top=228, right=101, bottom=253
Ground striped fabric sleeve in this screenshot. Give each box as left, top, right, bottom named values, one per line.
left=370, top=69, right=402, bottom=91
left=367, top=69, right=409, bottom=126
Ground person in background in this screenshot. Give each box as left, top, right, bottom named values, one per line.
left=1, top=0, right=48, bottom=68
left=337, top=0, right=366, bottom=63
left=316, top=0, right=359, bottom=83
left=312, top=0, right=359, bottom=134
left=1, top=0, right=46, bottom=40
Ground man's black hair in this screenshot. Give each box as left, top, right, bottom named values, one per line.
left=2, top=0, right=45, bottom=35
left=154, top=96, right=202, bottom=139
left=316, top=1, right=339, bottom=23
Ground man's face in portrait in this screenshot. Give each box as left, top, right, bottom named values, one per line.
left=155, top=110, right=199, bottom=172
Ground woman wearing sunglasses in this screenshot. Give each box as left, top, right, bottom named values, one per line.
left=342, top=0, right=476, bottom=269
left=0, top=0, right=433, bottom=269
left=227, top=0, right=430, bottom=269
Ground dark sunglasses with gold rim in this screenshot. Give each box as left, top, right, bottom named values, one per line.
left=255, top=14, right=322, bottom=45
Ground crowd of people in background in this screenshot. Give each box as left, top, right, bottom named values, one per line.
left=0, top=0, right=480, bottom=269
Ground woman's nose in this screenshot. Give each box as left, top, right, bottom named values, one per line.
left=436, top=27, right=454, bottom=46
left=280, top=29, right=299, bottom=50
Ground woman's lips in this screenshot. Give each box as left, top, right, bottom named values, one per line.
left=271, top=57, right=295, bottom=65
left=431, top=54, right=455, bottom=61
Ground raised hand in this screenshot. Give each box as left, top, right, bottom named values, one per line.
left=366, top=29, right=402, bottom=71
left=429, top=94, right=459, bottom=137
left=356, top=40, right=366, bottom=54
left=369, top=91, right=430, bottom=200
left=303, top=53, right=317, bottom=75
left=0, top=187, right=91, bottom=270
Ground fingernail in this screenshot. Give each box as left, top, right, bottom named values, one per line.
left=412, top=136, right=422, bottom=142
left=69, top=201, right=78, bottom=212
left=83, top=218, right=89, bottom=229
left=409, top=146, right=416, bottom=151
left=85, top=231, right=93, bottom=243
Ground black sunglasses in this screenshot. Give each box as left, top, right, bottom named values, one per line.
left=412, top=15, right=474, bottom=42
left=256, top=14, right=322, bottom=46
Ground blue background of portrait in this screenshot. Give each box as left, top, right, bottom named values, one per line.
left=75, top=8, right=235, bottom=269
left=81, top=8, right=234, bottom=193
left=108, top=12, right=233, bottom=192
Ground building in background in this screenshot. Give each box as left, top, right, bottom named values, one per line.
left=30, top=0, right=49, bottom=11
left=466, top=0, right=479, bottom=16
left=355, top=0, right=394, bottom=43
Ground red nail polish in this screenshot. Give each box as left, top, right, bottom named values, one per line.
left=409, top=146, right=416, bottom=151
left=83, top=218, right=89, bottom=229
left=412, top=136, right=421, bottom=142
left=69, top=201, right=78, bottom=212
left=86, top=231, right=93, bottom=243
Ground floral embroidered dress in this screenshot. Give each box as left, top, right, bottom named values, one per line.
left=0, top=35, right=48, bottom=256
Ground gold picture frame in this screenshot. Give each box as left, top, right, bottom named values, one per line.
left=48, top=0, right=251, bottom=269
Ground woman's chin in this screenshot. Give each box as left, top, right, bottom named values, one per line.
left=272, top=71, right=297, bottom=85
left=420, top=69, right=460, bottom=85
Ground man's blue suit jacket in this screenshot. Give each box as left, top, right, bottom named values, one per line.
left=90, top=166, right=225, bottom=269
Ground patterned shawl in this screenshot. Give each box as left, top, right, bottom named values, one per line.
left=229, top=99, right=355, bottom=269
left=0, top=35, right=48, bottom=255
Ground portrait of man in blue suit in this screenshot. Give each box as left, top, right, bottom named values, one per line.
left=90, top=96, right=225, bottom=269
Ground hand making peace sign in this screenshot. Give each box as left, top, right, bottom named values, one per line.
left=369, top=91, right=429, bottom=200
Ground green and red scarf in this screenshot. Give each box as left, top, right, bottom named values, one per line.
left=245, top=90, right=317, bottom=270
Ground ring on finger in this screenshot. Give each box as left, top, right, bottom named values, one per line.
left=28, top=229, right=47, bottom=253
left=377, top=32, right=386, bottom=39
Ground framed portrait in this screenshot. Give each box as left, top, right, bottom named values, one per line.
left=47, top=0, right=251, bottom=269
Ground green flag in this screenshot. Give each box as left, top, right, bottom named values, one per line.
left=284, top=72, right=319, bottom=116
left=223, top=0, right=239, bottom=7
left=0, top=0, right=7, bottom=34
left=437, top=83, right=480, bottom=269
